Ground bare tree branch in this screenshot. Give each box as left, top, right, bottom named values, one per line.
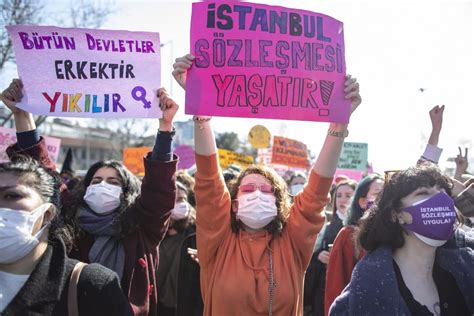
left=0, top=0, right=43, bottom=69
left=1, top=0, right=116, bottom=127
left=69, top=0, right=116, bottom=29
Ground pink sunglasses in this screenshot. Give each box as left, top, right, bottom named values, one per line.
left=239, top=183, right=275, bottom=194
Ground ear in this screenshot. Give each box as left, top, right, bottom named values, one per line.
left=391, top=212, right=403, bottom=224
left=231, top=200, right=239, bottom=213
left=398, top=211, right=413, bottom=225
left=359, top=197, right=367, bottom=209
left=43, top=204, right=57, bottom=224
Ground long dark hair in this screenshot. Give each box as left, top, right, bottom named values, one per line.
left=0, top=157, right=74, bottom=250
left=357, top=164, right=453, bottom=251
left=346, top=174, right=383, bottom=226
left=65, top=160, right=141, bottom=240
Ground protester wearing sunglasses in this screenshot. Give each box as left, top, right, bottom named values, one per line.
left=172, top=54, right=362, bottom=316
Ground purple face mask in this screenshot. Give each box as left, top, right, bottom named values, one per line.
left=402, top=192, right=456, bottom=241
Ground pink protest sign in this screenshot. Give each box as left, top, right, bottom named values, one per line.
left=333, top=168, right=364, bottom=183
left=186, top=2, right=349, bottom=123
left=174, top=145, right=196, bottom=169
left=7, top=25, right=161, bottom=118
left=44, top=136, right=62, bottom=163
left=0, top=127, right=61, bottom=163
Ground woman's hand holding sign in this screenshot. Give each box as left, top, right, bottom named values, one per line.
left=172, top=54, right=195, bottom=90
left=344, top=75, right=361, bottom=115
left=158, top=88, right=179, bottom=132
left=313, top=75, right=361, bottom=178
left=0, top=79, right=24, bottom=113
left=0, top=79, right=36, bottom=133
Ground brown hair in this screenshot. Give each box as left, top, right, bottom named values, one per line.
left=228, top=165, right=291, bottom=235
left=170, top=181, right=196, bottom=232
left=176, top=170, right=196, bottom=207
left=331, top=179, right=358, bottom=216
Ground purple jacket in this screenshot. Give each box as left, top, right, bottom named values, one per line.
left=8, top=138, right=177, bottom=316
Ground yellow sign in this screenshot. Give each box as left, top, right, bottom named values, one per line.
left=218, top=149, right=254, bottom=168
left=123, top=147, right=152, bottom=176
left=248, top=125, right=271, bottom=149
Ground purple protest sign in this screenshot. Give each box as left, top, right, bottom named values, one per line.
left=174, top=145, right=196, bottom=169
left=186, top=2, right=349, bottom=123
left=6, top=25, right=161, bottom=118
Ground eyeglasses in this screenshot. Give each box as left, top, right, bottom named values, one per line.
left=239, top=183, right=275, bottom=194
left=384, top=170, right=401, bottom=183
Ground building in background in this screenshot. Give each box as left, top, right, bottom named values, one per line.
left=39, top=118, right=122, bottom=170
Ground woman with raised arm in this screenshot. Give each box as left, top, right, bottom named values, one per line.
left=173, top=54, right=361, bottom=315
left=1, top=80, right=179, bottom=316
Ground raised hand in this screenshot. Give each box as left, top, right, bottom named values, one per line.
left=454, top=147, right=469, bottom=180
left=344, top=75, right=361, bottom=115
left=158, top=88, right=179, bottom=132
left=0, top=79, right=25, bottom=114
left=429, top=105, right=445, bottom=132
left=1, top=79, right=36, bottom=132
left=172, top=54, right=195, bottom=90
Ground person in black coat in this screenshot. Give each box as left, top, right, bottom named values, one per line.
left=304, top=179, right=357, bottom=316
left=156, top=179, right=203, bottom=316
left=0, top=158, right=131, bottom=315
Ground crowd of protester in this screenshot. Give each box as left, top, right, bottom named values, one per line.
left=0, top=30, right=473, bottom=316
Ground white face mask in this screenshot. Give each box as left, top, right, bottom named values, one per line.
left=171, top=201, right=190, bottom=220
left=83, top=181, right=122, bottom=214
left=336, top=210, right=347, bottom=221
left=413, top=233, right=448, bottom=247
left=0, top=203, right=51, bottom=264
left=290, top=184, right=305, bottom=196
left=237, top=190, right=278, bottom=230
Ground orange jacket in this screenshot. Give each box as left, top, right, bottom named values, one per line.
left=324, top=226, right=366, bottom=315
left=194, top=153, right=332, bottom=316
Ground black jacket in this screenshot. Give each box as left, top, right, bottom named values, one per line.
left=304, top=214, right=344, bottom=316
left=176, top=230, right=203, bottom=316
left=156, top=226, right=203, bottom=316
left=2, top=239, right=132, bottom=316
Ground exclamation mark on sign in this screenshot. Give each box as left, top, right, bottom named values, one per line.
left=319, top=80, right=334, bottom=116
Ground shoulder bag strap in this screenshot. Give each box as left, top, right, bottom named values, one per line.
left=68, top=262, right=88, bottom=316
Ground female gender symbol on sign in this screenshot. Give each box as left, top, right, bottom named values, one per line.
left=131, top=86, right=152, bottom=109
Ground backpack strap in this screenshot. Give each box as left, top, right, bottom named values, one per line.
left=68, top=262, right=88, bottom=316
